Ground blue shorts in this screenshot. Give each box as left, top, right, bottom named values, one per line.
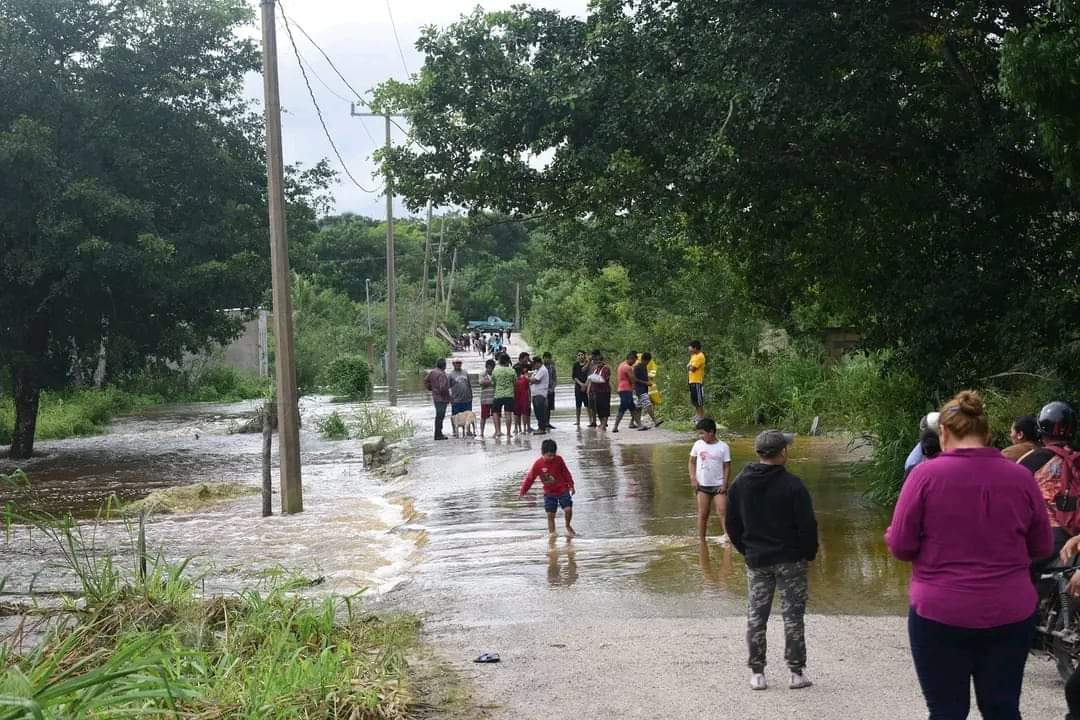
left=618, top=390, right=636, bottom=413
left=544, top=493, right=573, bottom=513
left=451, top=401, right=473, bottom=415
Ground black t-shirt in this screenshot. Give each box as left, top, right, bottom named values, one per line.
left=1021, top=446, right=1064, bottom=474
left=633, top=363, right=649, bottom=394
left=572, top=362, right=589, bottom=389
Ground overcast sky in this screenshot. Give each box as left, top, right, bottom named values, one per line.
left=244, top=0, right=588, bottom=219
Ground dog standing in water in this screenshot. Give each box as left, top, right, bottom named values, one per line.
left=451, top=410, right=478, bottom=438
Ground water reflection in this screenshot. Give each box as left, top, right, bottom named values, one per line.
left=547, top=536, right=579, bottom=587
left=415, top=431, right=910, bottom=615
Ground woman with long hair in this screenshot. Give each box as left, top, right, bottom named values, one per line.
left=886, top=391, right=1052, bottom=719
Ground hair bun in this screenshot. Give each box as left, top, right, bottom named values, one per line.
left=955, top=390, right=984, bottom=416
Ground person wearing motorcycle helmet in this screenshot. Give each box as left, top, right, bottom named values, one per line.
left=1025, top=402, right=1080, bottom=551
left=1021, top=402, right=1076, bottom=472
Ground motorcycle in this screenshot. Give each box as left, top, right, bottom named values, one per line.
left=1035, top=561, right=1080, bottom=681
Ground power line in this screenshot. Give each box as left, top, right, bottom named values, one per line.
left=384, top=0, right=411, bottom=77
left=277, top=2, right=378, bottom=194
left=297, top=53, right=378, bottom=147
left=276, top=5, right=418, bottom=145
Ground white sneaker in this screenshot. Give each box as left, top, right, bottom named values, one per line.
left=716, top=534, right=730, bottom=546
left=750, top=673, right=768, bottom=691
left=789, top=671, right=812, bottom=689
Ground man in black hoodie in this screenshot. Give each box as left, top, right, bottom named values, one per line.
left=726, top=430, right=819, bottom=692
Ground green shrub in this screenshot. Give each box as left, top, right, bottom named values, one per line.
left=352, top=405, right=416, bottom=443
left=322, top=355, right=372, bottom=397
left=316, top=411, right=350, bottom=440
left=412, top=336, right=449, bottom=370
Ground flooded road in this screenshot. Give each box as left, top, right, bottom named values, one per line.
left=0, top=347, right=909, bottom=619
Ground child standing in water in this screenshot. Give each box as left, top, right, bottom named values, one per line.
left=520, top=439, right=576, bottom=536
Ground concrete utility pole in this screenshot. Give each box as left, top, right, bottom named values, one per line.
left=351, top=104, right=400, bottom=404
left=259, top=0, right=302, bottom=514
left=515, top=282, right=521, bottom=331
left=444, top=246, right=458, bottom=320
left=436, top=217, right=446, bottom=306
left=420, top=201, right=432, bottom=302
left=365, top=278, right=372, bottom=334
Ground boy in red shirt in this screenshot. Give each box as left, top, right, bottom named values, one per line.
left=519, top=439, right=576, bottom=536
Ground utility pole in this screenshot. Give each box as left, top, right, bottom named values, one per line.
left=350, top=104, right=400, bottom=405
left=365, top=278, right=372, bottom=334
left=420, top=201, right=432, bottom=303
left=515, top=282, right=521, bottom=331
left=444, top=246, right=458, bottom=320
left=435, top=217, right=445, bottom=306
left=259, top=0, right=302, bottom=513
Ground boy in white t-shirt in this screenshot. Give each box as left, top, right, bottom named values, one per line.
left=689, top=417, right=733, bottom=544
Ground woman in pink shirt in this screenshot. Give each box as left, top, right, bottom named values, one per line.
left=886, top=391, right=1052, bottom=719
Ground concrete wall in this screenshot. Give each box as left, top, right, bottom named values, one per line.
left=182, top=309, right=269, bottom=377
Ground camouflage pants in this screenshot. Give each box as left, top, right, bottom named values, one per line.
left=746, top=560, right=809, bottom=673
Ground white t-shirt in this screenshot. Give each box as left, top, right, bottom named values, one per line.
left=691, top=439, right=732, bottom=487
left=530, top=365, right=550, bottom=397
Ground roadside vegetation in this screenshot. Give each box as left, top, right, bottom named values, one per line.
left=0, top=367, right=267, bottom=447
left=0, top=516, right=419, bottom=719
left=317, top=408, right=416, bottom=444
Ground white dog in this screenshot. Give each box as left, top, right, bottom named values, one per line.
left=451, top=410, right=478, bottom=438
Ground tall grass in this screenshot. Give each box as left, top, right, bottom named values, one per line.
left=318, top=406, right=416, bottom=443
left=0, top=514, right=419, bottom=719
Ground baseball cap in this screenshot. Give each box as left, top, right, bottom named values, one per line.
left=754, top=430, right=796, bottom=457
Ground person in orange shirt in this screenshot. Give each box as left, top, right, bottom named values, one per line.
left=613, top=350, right=640, bottom=432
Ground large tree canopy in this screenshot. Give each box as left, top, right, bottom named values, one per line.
left=377, top=1, right=1080, bottom=393
left=0, top=0, right=286, bottom=458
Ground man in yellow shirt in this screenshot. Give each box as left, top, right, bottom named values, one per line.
left=687, top=341, right=706, bottom=421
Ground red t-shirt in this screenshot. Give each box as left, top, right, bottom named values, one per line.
left=617, top=361, right=634, bottom=392
left=519, top=455, right=575, bottom=497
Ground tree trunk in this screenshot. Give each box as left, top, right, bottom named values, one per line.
left=9, top=318, right=49, bottom=459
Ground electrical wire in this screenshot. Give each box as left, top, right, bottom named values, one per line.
left=278, top=1, right=379, bottom=194
left=384, top=0, right=411, bottom=77
left=276, top=4, right=420, bottom=146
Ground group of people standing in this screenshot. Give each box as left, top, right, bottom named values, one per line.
left=569, top=348, right=667, bottom=431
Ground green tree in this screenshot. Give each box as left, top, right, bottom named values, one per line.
left=0, top=0, right=285, bottom=458
left=377, top=2, right=1080, bottom=394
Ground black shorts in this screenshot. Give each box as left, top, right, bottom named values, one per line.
left=689, top=383, right=705, bottom=407
left=618, top=390, right=636, bottom=413
left=696, top=484, right=726, bottom=496
left=575, top=388, right=588, bottom=409
left=492, top=396, right=514, bottom=413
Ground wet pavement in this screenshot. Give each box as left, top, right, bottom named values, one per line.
left=0, top=343, right=909, bottom=618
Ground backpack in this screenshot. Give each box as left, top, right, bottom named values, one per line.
left=1033, top=445, right=1080, bottom=534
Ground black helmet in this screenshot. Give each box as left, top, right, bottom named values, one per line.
left=1038, top=401, right=1076, bottom=440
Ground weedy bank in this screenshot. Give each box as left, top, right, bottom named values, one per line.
left=0, top=516, right=421, bottom=719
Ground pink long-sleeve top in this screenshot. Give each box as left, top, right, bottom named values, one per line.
left=885, top=447, right=1053, bottom=628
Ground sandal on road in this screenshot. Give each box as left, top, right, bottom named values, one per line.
left=474, top=653, right=501, bottom=663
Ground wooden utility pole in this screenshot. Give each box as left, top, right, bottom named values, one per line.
left=260, top=0, right=302, bottom=513
left=420, top=202, right=432, bottom=302
left=515, top=282, right=521, bottom=331
left=350, top=105, right=401, bottom=405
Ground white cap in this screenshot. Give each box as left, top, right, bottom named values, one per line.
left=925, top=412, right=941, bottom=433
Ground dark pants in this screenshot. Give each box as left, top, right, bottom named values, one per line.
left=433, top=401, right=448, bottom=438
left=1068, top=667, right=1080, bottom=720
left=547, top=392, right=555, bottom=425
left=532, top=395, right=549, bottom=431
left=908, top=609, right=1035, bottom=720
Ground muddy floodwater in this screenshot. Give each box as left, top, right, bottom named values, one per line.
left=0, top=353, right=910, bottom=618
